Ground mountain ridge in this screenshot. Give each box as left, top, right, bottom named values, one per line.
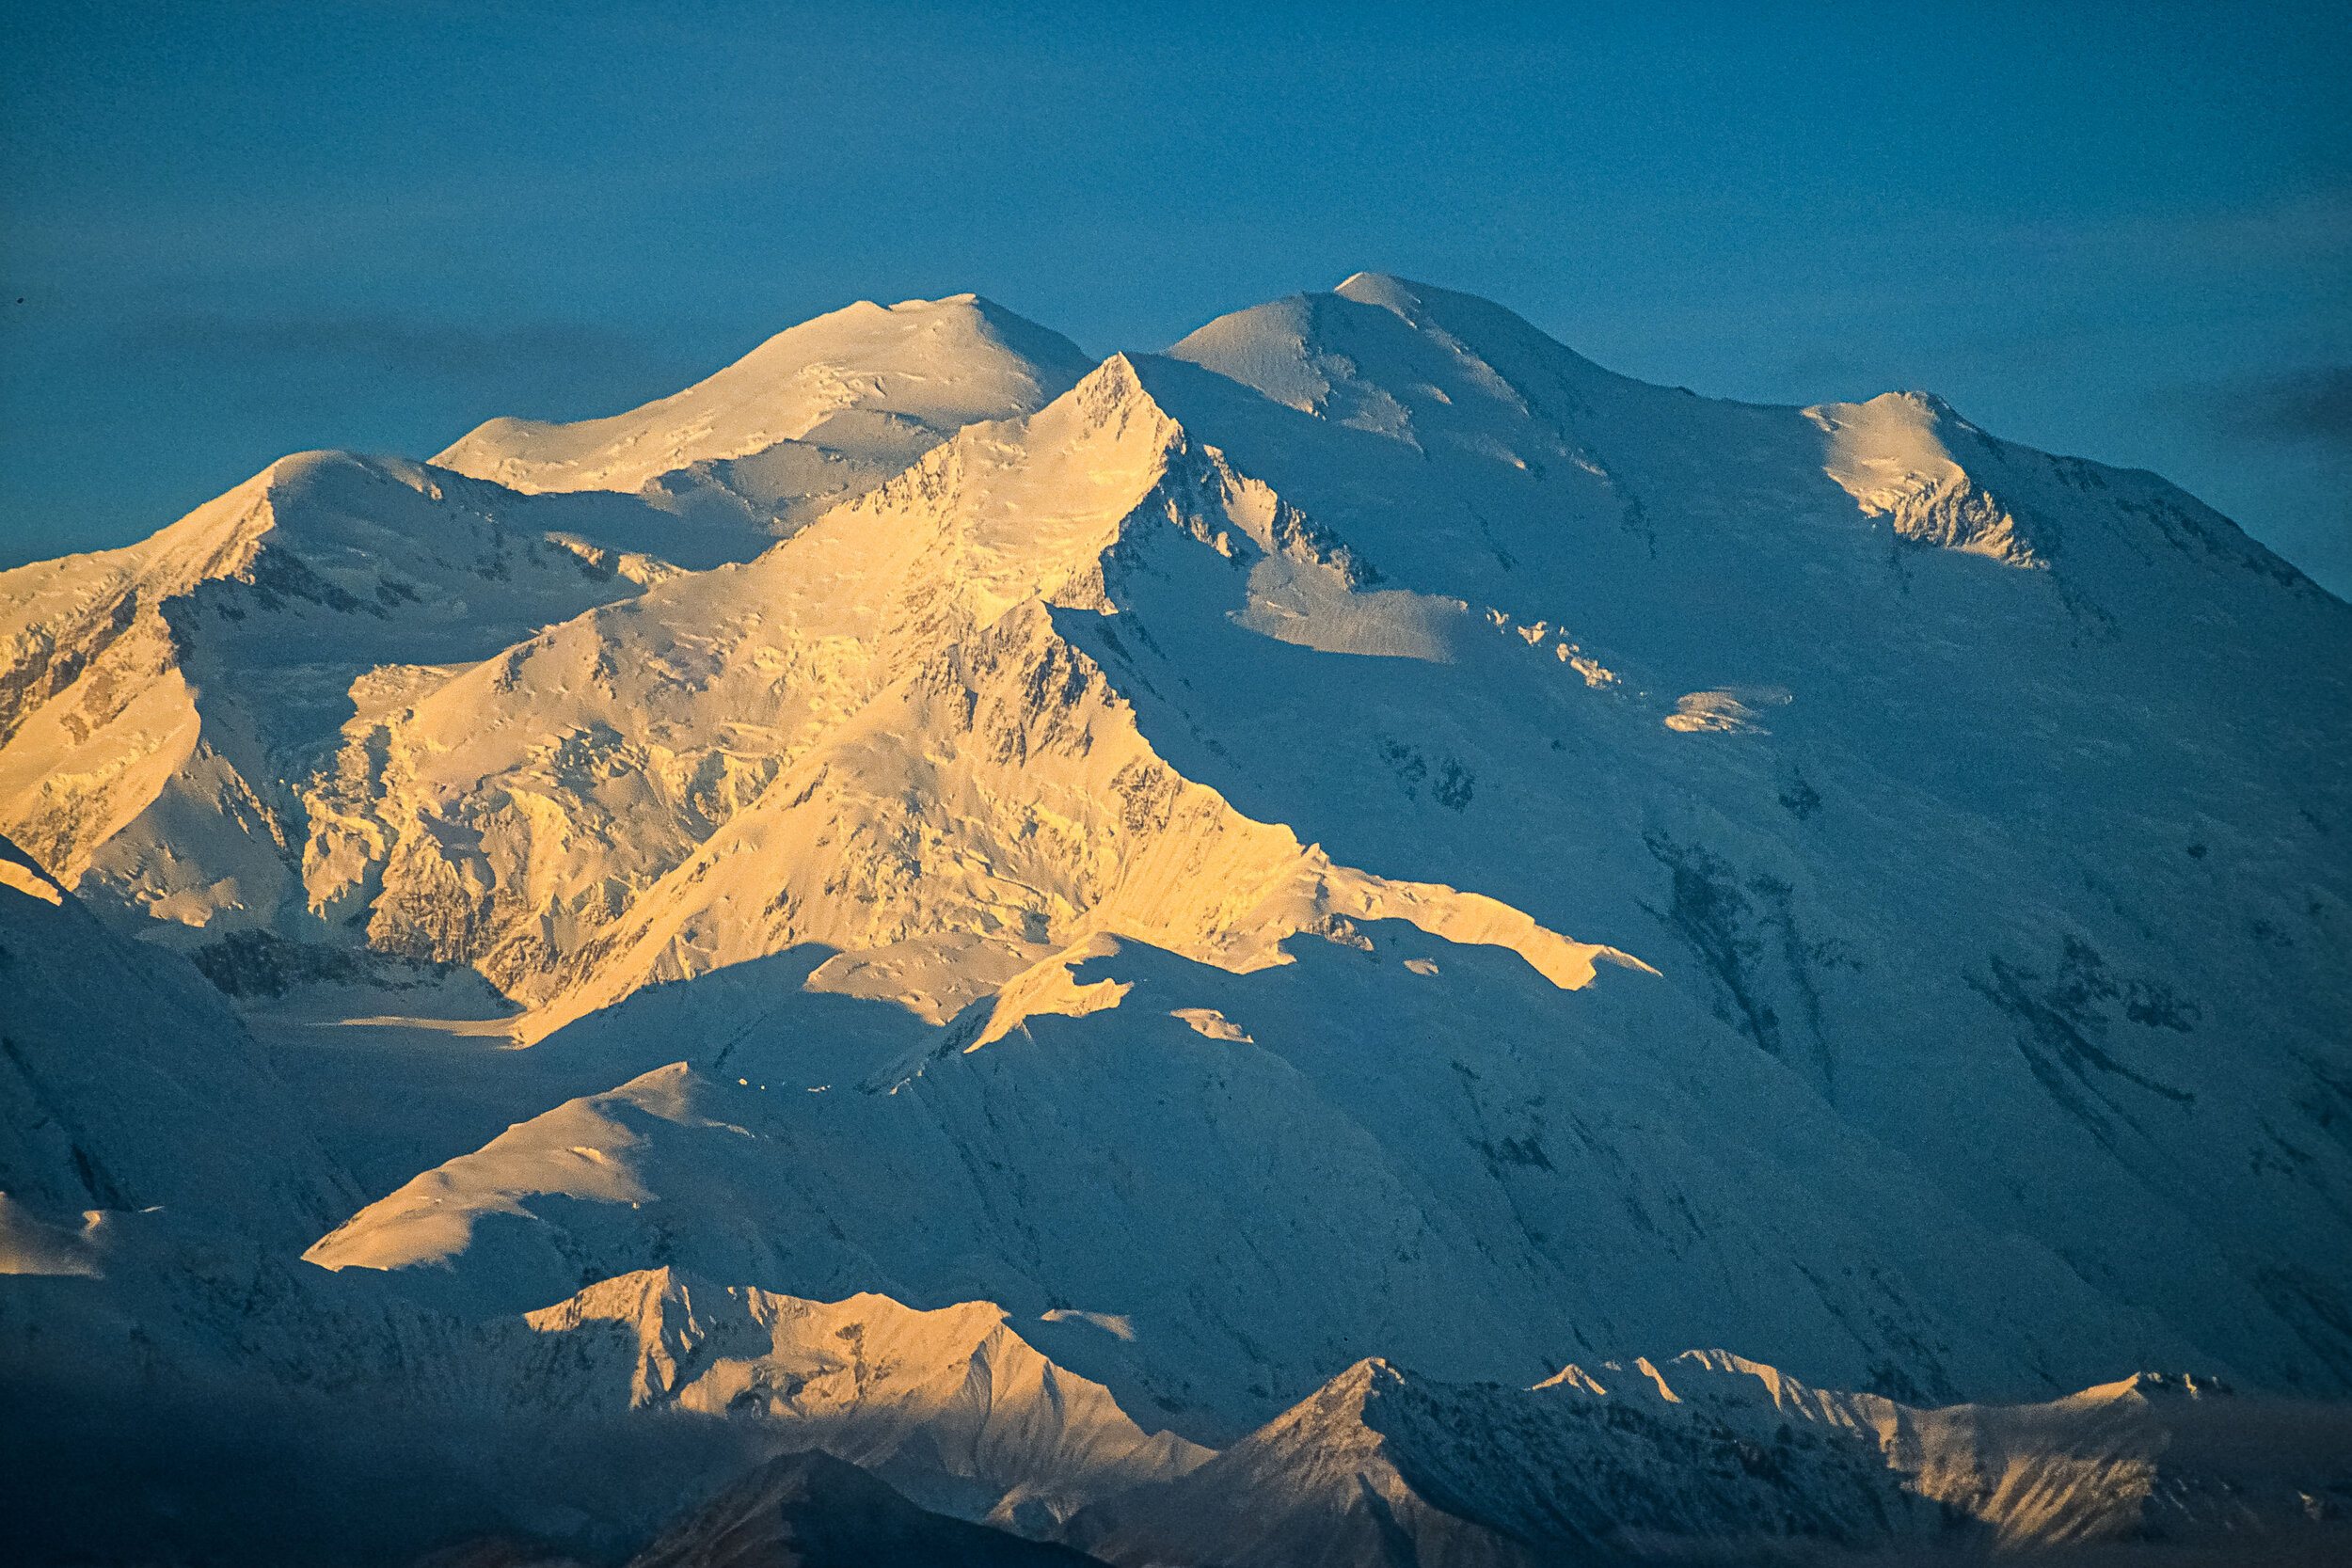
left=1, top=271, right=2346, bottom=1563
left=433, top=292, right=1095, bottom=509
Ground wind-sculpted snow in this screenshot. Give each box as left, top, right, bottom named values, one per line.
left=1809, top=390, right=2043, bottom=566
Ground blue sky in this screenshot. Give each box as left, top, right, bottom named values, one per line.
left=4, top=1, right=2347, bottom=592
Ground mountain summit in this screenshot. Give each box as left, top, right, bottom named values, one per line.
left=436, top=293, right=1096, bottom=538
left=3, top=275, right=2346, bottom=1564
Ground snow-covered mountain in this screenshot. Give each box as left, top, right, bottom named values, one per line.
left=296, top=932, right=2226, bottom=1441
left=0, top=452, right=767, bottom=947
left=435, top=293, right=1096, bottom=539
left=2, top=275, right=2347, bottom=1563
left=434, top=293, right=1093, bottom=497
left=0, top=295, right=1086, bottom=1001
left=1068, top=1353, right=2350, bottom=1565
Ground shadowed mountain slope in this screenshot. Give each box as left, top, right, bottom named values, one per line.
left=627, top=1449, right=1106, bottom=1568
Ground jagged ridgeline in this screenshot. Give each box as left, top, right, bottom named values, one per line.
left=2, top=277, right=2347, bottom=1565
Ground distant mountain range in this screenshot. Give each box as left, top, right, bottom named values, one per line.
left=3, top=276, right=2346, bottom=1563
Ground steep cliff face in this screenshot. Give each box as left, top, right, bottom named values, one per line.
left=505, top=358, right=1648, bottom=1037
